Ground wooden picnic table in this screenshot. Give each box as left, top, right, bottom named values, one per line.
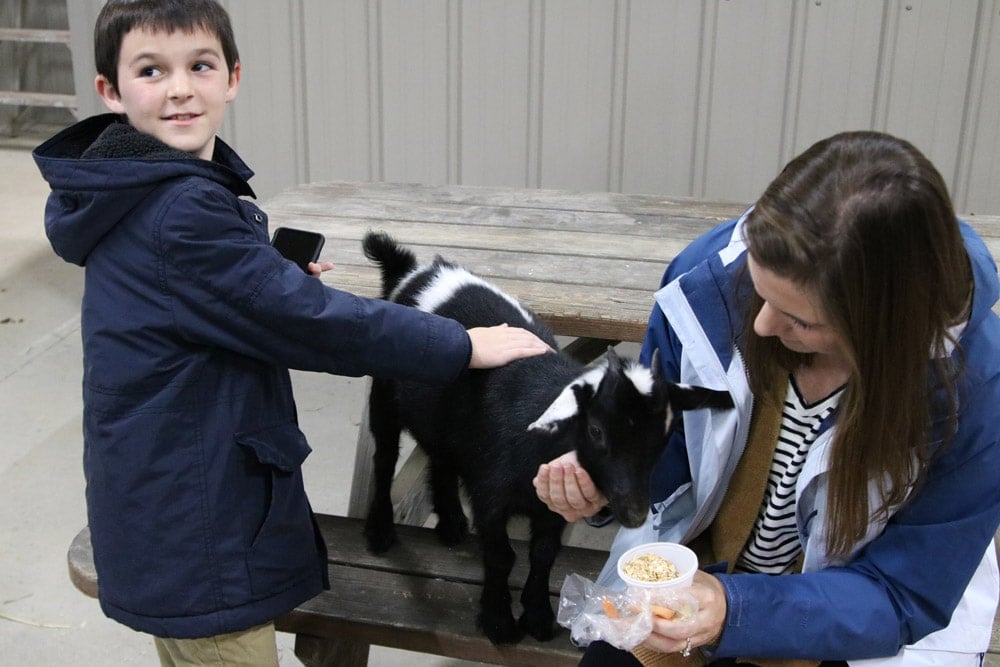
left=69, top=181, right=1000, bottom=665
left=263, top=181, right=749, bottom=345
left=263, top=181, right=748, bottom=524
left=264, top=181, right=1000, bottom=528
left=266, top=182, right=1000, bottom=662
left=265, top=181, right=1000, bottom=346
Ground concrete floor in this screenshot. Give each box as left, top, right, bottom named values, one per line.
left=0, top=139, right=615, bottom=665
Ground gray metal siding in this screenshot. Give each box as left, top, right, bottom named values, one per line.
left=66, top=0, right=1000, bottom=214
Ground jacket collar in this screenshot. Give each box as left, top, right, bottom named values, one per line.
left=34, top=113, right=256, bottom=198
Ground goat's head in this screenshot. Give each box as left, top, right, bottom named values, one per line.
left=529, top=347, right=732, bottom=528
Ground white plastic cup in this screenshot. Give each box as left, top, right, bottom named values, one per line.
left=616, top=542, right=698, bottom=590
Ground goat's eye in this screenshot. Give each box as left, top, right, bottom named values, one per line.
left=587, top=424, right=605, bottom=447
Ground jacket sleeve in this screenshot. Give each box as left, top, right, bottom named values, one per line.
left=157, top=179, right=471, bottom=384
left=712, top=377, right=1000, bottom=660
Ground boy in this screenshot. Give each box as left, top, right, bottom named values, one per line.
left=33, top=1, right=549, bottom=664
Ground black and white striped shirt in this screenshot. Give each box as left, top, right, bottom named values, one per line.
left=736, top=376, right=843, bottom=575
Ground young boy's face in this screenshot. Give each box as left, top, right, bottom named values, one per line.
left=96, top=27, right=240, bottom=160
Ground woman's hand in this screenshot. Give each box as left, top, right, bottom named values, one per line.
left=467, top=324, right=553, bottom=368
left=533, top=451, right=608, bottom=522
left=640, top=570, right=727, bottom=656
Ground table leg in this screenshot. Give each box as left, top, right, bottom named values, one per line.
left=294, top=633, right=369, bottom=667
left=345, top=378, right=434, bottom=527
left=562, top=337, right=619, bottom=363
left=346, top=379, right=375, bottom=519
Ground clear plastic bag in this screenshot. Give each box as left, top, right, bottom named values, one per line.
left=557, top=573, right=699, bottom=651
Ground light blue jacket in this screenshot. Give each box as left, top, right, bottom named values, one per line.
left=597, top=213, right=1000, bottom=665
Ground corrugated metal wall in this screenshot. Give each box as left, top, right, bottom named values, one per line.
left=1, top=0, right=76, bottom=129
left=68, top=0, right=1000, bottom=214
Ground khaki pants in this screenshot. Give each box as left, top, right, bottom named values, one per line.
left=154, top=622, right=279, bottom=667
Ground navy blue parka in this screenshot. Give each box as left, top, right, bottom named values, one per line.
left=33, top=114, right=473, bottom=638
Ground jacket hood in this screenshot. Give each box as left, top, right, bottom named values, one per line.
left=962, top=220, right=1000, bottom=330
left=33, top=113, right=255, bottom=266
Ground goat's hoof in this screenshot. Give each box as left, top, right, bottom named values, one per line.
left=362, top=522, right=396, bottom=554
left=434, top=517, right=469, bottom=546
left=520, top=607, right=557, bottom=641
left=477, top=610, right=523, bottom=645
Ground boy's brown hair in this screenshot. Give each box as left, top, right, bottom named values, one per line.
left=94, top=0, right=240, bottom=94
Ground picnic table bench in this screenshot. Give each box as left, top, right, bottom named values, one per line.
left=66, top=182, right=1000, bottom=665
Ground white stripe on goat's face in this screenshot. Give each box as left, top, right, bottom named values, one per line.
left=528, top=364, right=607, bottom=432
left=528, top=359, right=655, bottom=433
left=407, top=264, right=535, bottom=323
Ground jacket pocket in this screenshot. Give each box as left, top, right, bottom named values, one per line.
left=235, top=423, right=319, bottom=597
left=236, top=422, right=311, bottom=471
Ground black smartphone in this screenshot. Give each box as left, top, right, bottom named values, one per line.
left=271, top=227, right=325, bottom=274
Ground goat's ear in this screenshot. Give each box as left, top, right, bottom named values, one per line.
left=528, top=365, right=607, bottom=433
left=572, top=382, right=595, bottom=413
left=606, top=345, right=623, bottom=372
left=667, top=382, right=733, bottom=411
left=646, top=348, right=668, bottom=411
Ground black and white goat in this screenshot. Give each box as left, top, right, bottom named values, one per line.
left=361, top=232, right=731, bottom=644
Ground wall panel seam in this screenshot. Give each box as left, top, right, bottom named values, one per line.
left=291, top=0, right=307, bottom=187
left=526, top=0, right=544, bottom=188
left=952, top=0, right=992, bottom=212
left=608, top=0, right=629, bottom=193
left=447, top=0, right=461, bottom=184
left=871, top=0, right=895, bottom=130
left=368, top=0, right=384, bottom=182
left=781, top=0, right=807, bottom=166
left=692, top=1, right=715, bottom=198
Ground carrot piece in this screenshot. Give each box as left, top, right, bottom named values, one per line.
left=602, top=597, right=619, bottom=619
left=650, top=604, right=677, bottom=620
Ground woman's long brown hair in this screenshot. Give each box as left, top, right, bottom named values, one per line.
left=741, top=132, right=971, bottom=558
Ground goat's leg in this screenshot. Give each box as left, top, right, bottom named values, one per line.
left=474, top=513, right=522, bottom=644
left=428, top=460, right=468, bottom=546
left=519, top=509, right=566, bottom=640
left=363, top=379, right=402, bottom=553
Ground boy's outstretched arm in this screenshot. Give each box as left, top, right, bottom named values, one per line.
left=467, top=323, right=553, bottom=368
left=307, top=262, right=547, bottom=371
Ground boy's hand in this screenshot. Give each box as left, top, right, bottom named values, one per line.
left=533, top=451, right=608, bottom=522
left=307, top=261, right=334, bottom=277
left=467, top=323, right=552, bottom=369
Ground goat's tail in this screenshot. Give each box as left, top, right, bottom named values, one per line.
left=362, top=231, right=419, bottom=298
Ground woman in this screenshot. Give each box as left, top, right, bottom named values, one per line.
left=534, top=132, right=1000, bottom=666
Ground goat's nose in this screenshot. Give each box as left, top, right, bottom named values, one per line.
left=615, top=503, right=649, bottom=529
